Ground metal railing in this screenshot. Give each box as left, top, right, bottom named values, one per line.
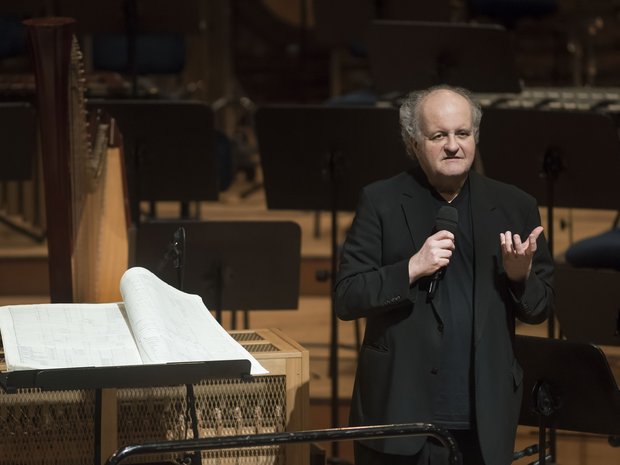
left=104, top=423, right=461, bottom=465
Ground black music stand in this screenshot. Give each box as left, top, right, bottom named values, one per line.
left=0, top=102, right=35, bottom=181
left=377, top=0, right=452, bottom=21
left=255, top=104, right=411, bottom=458
left=129, top=219, right=301, bottom=326
left=479, top=108, right=620, bottom=333
left=313, top=0, right=373, bottom=48
left=1, top=360, right=250, bottom=465
left=130, top=219, right=300, bottom=465
left=0, top=102, right=42, bottom=241
left=479, top=108, right=620, bottom=212
left=87, top=100, right=219, bottom=222
left=480, top=107, right=620, bottom=465
left=368, top=20, right=522, bottom=96
left=516, top=335, right=620, bottom=465
left=59, top=0, right=201, bottom=96
left=313, top=0, right=451, bottom=48
left=553, top=264, right=620, bottom=346
left=58, top=0, right=201, bottom=34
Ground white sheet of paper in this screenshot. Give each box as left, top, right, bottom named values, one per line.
left=0, top=303, right=142, bottom=370
left=120, top=267, right=268, bottom=375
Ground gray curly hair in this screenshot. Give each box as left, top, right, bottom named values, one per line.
left=399, top=85, right=483, bottom=158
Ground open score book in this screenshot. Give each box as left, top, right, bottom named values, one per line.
left=0, top=267, right=267, bottom=375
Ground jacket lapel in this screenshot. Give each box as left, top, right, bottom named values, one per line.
left=400, top=168, right=444, bottom=320
left=400, top=168, right=437, bottom=256
left=469, top=171, right=500, bottom=345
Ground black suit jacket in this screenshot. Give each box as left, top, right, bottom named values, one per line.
left=334, top=167, right=554, bottom=465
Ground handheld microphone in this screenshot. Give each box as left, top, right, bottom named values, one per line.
left=427, top=205, right=458, bottom=301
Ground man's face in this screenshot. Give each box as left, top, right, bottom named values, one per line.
left=412, top=90, right=476, bottom=190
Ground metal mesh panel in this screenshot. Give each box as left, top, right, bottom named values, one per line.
left=0, top=388, right=95, bottom=465
left=118, top=376, right=287, bottom=464
left=231, top=332, right=266, bottom=343
left=243, top=343, right=279, bottom=353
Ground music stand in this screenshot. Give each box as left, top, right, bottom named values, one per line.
left=129, top=219, right=302, bottom=325
left=479, top=108, right=620, bottom=212
left=377, top=0, right=451, bottom=21
left=59, top=0, right=201, bottom=95
left=478, top=107, right=620, bottom=336
left=0, top=102, right=42, bottom=241
left=368, top=20, right=522, bottom=96
left=255, top=104, right=411, bottom=457
left=1, top=360, right=250, bottom=465
left=57, top=0, right=201, bottom=34
left=87, top=100, right=219, bottom=222
left=479, top=108, right=620, bottom=464
left=516, top=335, right=620, bottom=464
left=0, top=102, right=35, bottom=181
left=553, top=264, right=620, bottom=346
left=479, top=107, right=620, bottom=465
left=313, top=0, right=453, bottom=48
left=313, top=0, right=373, bottom=48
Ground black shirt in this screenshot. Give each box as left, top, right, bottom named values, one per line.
left=430, top=178, right=475, bottom=429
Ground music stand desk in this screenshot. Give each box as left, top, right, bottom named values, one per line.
left=88, top=99, right=218, bottom=202
left=554, top=264, right=620, bottom=347
left=480, top=107, right=620, bottom=342
left=313, top=0, right=373, bottom=48
left=0, top=102, right=42, bottom=241
left=0, top=360, right=250, bottom=392
left=58, top=0, right=202, bottom=34
left=88, top=99, right=219, bottom=220
left=479, top=107, right=620, bottom=211
left=0, top=102, right=36, bottom=181
left=255, top=104, right=411, bottom=212
left=1, top=359, right=251, bottom=465
left=130, top=220, right=302, bottom=319
left=368, top=20, right=522, bottom=95
left=516, top=335, right=620, bottom=463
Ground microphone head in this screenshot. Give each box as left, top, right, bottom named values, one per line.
left=435, top=205, right=458, bottom=235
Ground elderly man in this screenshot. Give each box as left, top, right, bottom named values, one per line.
left=335, top=85, right=554, bottom=465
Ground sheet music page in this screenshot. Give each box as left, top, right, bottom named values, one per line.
left=0, top=303, right=142, bottom=371
left=120, top=267, right=268, bottom=375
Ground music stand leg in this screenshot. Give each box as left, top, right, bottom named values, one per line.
left=0, top=213, right=45, bottom=242
left=314, top=210, right=321, bottom=239
left=539, top=424, right=547, bottom=465
left=123, top=0, right=139, bottom=96
left=329, top=205, right=340, bottom=458
left=543, top=149, right=563, bottom=463
left=94, top=388, right=119, bottom=465
left=185, top=384, right=203, bottom=465
left=545, top=181, right=556, bottom=340
left=94, top=388, right=102, bottom=465
left=533, top=379, right=558, bottom=465
left=180, top=201, right=190, bottom=218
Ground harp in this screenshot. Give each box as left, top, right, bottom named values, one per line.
left=23, top=17, right=129, bottom=303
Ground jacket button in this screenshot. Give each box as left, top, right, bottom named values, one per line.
left=431, top=368, right=439, bottom=375
left=437, top=323, right=444, bottom=333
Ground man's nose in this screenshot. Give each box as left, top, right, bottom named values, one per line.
left=444, top=134, right=459, bottom=152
